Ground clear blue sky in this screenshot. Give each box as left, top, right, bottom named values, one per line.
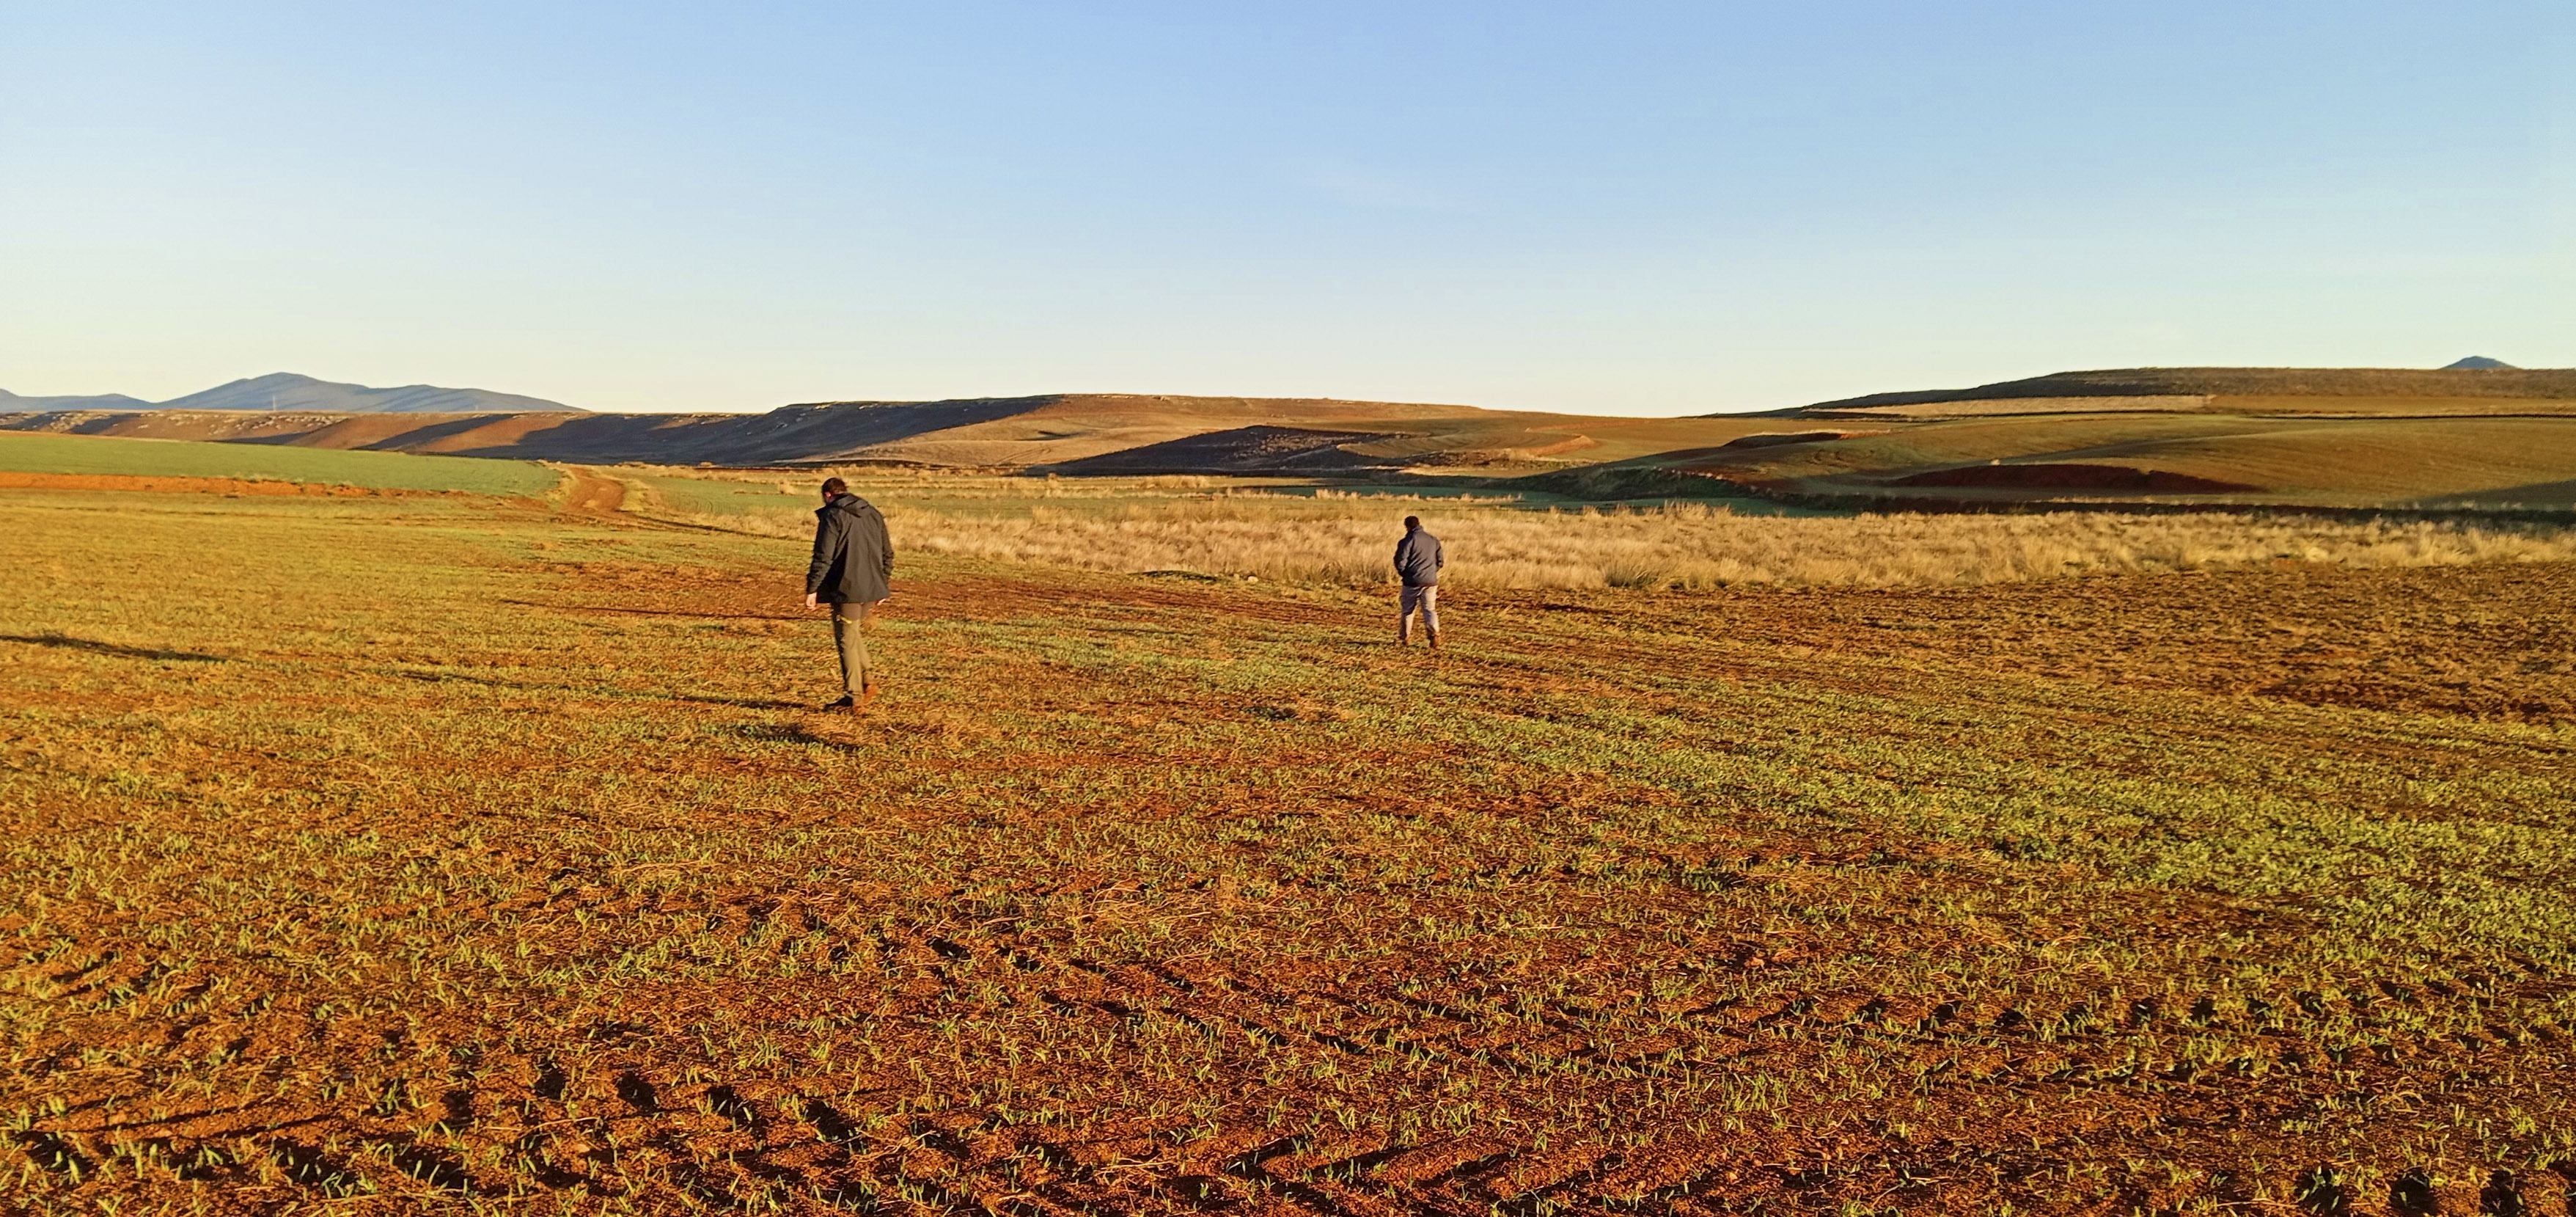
left=4, top=1, right=2569, bottom=414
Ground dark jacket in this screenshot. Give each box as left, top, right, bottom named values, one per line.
left=807, top=493, right=893, bottom=603
left=1393, top=527, right=1444, bottom=587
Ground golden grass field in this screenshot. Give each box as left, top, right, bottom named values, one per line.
left=5, top=444, right=2576, bottom=1214
left=612, top=467, right=2576, bottom=590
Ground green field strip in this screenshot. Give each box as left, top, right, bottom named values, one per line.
left=0, top=430, right=558, bottom=495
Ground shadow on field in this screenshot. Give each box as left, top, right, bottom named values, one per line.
left=672, top=693, right=808, bottom=711
left=738, top=722, right=837, bottom=747
left=500, top=598, right=801, bottom=621
left=1, top=633, right=227, bottom=662
left=387, top=670, right=555, bottom=692
left=736, top=717, right=940, bottom=748
left=381, top=665, right=810, bottom=710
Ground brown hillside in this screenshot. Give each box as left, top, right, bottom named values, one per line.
left=1799, top=367, right=2576, bottom=416
left=1676, top=413, right=2576, bottom=509
left=1046, top=425, right=1399, bottom=474
left=0, top=395, right=1789, bottom=474
left=16, top=384, right=2574, bottom=511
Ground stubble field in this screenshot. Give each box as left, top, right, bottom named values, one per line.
left=4, top=479, right=2575, bottom=1216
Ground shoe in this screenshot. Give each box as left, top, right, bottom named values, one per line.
left=822, top=695, right=855, bottom=710
left=856, top=684, right=878, bottom=712
left=1428, top=630, right=1443, bottom=650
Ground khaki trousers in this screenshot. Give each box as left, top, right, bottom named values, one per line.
left=831, top=600, right=875, bottom=696
left=1399, top=584, right=1439, bottom=638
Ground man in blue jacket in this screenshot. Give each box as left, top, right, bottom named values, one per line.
left=804, top=477, right=894, bottom=712
left=1393, top=515, right=1443, bottom=648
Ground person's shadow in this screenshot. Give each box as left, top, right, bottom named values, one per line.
left=1, top=633, right=227, bottom=662
left=669, top=693, right=807, bottom=711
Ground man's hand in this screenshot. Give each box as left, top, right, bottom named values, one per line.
left=804, top=592, right=818, bottom=609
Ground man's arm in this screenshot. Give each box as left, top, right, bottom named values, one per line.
left=806, top=512, right=845, bottom=596
left=871, top=511, right=893, bottom=585
left=1434, top=536, right=1445, bottom=572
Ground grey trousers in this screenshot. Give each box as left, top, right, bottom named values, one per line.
left=1399, top=584, right=1439, bottom=637
left=831, top=600, right=875, bottom=696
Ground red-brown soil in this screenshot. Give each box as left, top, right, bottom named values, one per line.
left=7, top=495, right=2575, bottom=1214
left=1613, top=561, right=2576, bottom=722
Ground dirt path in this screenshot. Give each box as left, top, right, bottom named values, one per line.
left=550, top=464, right=628, bottom=514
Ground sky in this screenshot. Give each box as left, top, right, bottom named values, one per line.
left=4, top=1, right=2569, bottom=416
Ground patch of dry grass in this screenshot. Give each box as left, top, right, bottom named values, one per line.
left=617, top=469, right=2576, bottom=589
left=918, top=504, right=2576, bottom=590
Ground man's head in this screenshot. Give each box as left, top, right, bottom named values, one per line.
left=1403, top=515, right=1421, bottom=531
left=821, top=476, right=848, bottom=501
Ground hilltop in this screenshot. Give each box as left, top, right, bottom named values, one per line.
left=1790, top=365, right=2576, bottom=418
left=158, top=371, right=585, bottom=413
left=1, top=371, right=585, bottom=414
left=0, top=387, right=154, bottom=411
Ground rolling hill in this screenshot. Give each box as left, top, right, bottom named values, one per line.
left=156, top=372, right=584, bottom=413
left=1791, top=365, right=2576, bottom=418
left=8, top=368, right=2576, bottom=513
left=1596, top=365, right=2576, bottom=510
left=0, top=393, right=1795, bottom=473
left=0, top=372, right=584, bottom=414
left=0, top=388, right=153, bottom=411
left=1664, top=413, right=2576, bottom=510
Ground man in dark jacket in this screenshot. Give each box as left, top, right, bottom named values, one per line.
left=804, top=477, right=894, bottom=711
left=1393, top=515, right=1443, bottom=648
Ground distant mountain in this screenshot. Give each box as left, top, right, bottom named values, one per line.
left=153, top=372, right=584, bottom=414
left=0, top=387, right=154, bottom=411
left=2444, top=356, right=2515, bottom=370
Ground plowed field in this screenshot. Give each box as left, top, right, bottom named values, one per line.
left=4, top=488, right=2572, bottom=1215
